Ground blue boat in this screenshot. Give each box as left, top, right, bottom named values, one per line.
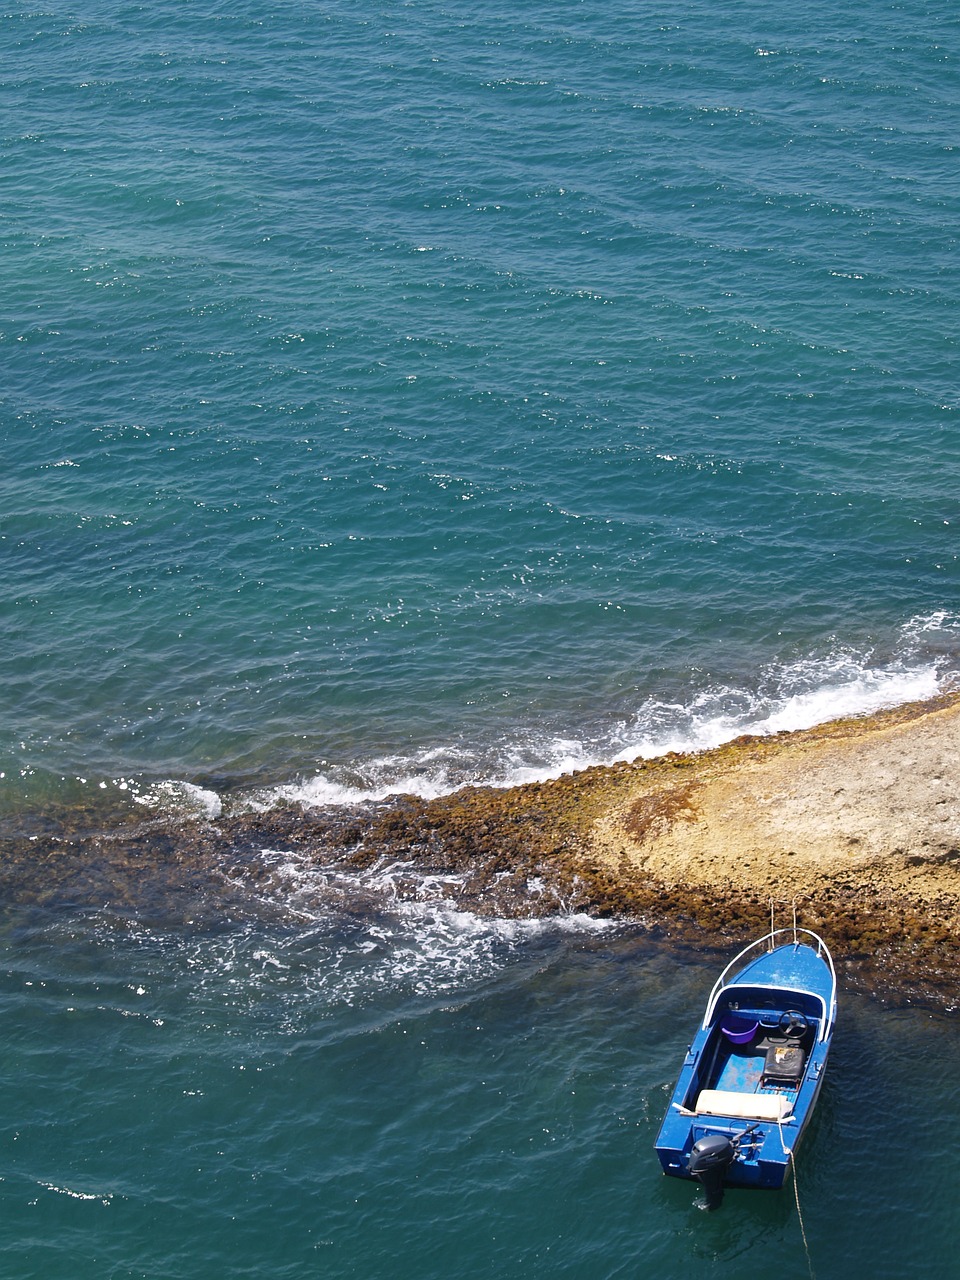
left=654, top=926, right=837, bottom=1207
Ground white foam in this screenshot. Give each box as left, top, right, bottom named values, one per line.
left=613, top=659, right=944, bottom=762
left=741, top=666, right=940, bottom=736
left=135, top=779, right=223, bottom=819
left=39, top=1182, right=113, bottom=1204
left=107, top=850, right=614, bottom=1018
left=272, top=769, right=453, bottom=807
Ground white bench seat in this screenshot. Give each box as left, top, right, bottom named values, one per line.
left=695, top=1088, right=792, bottom=1122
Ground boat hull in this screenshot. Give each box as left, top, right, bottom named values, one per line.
left=654, top=931, right=836, bottom=1195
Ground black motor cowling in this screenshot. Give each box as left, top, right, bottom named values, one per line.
left=687, top=1133, right=735, bottom=1210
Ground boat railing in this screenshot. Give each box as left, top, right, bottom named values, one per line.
left=702, top=928, right=837, bottom=1041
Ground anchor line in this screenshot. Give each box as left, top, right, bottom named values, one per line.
left=778, top=1119, right=815, bottom=1280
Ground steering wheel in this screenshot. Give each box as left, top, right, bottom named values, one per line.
left=778, top=1009, right=808, bottom=1039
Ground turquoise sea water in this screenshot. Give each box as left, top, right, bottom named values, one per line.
left=4, top=915, right=960, bottom=1279
left=2, top=1, right=960, bottom=1274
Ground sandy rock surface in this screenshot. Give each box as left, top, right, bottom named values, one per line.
left=573, top=694, right=960, bottom=1004
left=591, top=694, right=960, bottom=906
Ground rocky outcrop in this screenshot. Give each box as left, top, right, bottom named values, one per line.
left=3, top=693, right=959, bottom=1006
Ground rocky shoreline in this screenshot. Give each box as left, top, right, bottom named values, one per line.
left=215, top=690, right=960, bottom=1008
left=4, top=692, right=959, bottom=1008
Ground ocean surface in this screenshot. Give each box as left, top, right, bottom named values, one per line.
left=2, top=0, right=959, bottom=1274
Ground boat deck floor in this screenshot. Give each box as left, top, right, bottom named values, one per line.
left=715, top=1049, right=764, bottom=1092
left=713, top=1045, right=799, bottom=1098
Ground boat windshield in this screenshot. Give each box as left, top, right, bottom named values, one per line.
left=705, top=983, right=827, bottom=1035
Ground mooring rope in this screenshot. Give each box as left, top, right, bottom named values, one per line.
left=790, top=1157, right=815, bottom=1280
left=778, top=1120, right=816, bottom=1280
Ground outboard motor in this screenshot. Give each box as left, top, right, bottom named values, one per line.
left=687, top=1133, right=735, bottom=1209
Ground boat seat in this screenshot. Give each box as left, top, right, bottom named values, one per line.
left=759, top=1040, right=806, bottom=1086
left=694, top=1089, right=793, bottom=1122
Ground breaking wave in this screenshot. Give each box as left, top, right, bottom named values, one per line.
left=233, top=612, right=959, bottom=811
left=99, top=611, right=960, bottom=820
